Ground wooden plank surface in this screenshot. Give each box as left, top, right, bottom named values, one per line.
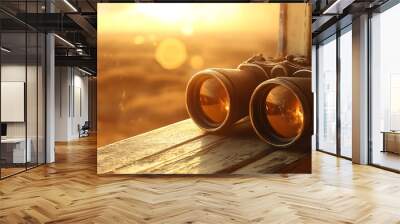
left=97, top=119, right=310, bottom=174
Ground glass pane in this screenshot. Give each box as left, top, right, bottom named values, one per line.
left=339, top=28, right=352, bottom=158
left=27, top=31, right=38, bottom=169
left=26, top=0, right=38, bottom=169
left=1, top=31, right=27, bottom=177
left=371, top=5, right=400, bottom=171
left=0, top=1, right=46, bottom=178
left=317, top=37, right=337, bottom=154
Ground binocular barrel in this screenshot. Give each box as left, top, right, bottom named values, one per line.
left=185, top=55, right=311, bottom=146
left=185, top=65, right=266, bottom=132
left=249, top=75, right=312, bottom=147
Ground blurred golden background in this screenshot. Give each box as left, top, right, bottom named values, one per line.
left=98, top=3, right=311, bottom=147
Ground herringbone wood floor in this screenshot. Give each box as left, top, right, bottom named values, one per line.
left=1, top=136, right=400, bottom=224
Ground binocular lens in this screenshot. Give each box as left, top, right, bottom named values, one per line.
left=250, top=77, right=311, bottom=147
left=265, top=85, right=304, bottom=139
left=199, top=78, right=230, bottom=124
left=187, top=67, right=266, bottom=132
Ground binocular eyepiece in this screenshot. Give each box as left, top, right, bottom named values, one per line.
left=185, top=54, right=312, bottom=148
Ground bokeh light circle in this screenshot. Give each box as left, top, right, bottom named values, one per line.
left=155, top=38, right=187, bottom=70
left=190, top=55, right=204, bottom=70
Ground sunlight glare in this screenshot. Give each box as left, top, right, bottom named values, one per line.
left=134, top=35, right=145, bottom=45
left=135, top=4, right=192, bottom=23
left=181, top=25, right=194, bottom=36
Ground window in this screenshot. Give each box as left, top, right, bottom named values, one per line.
left=339, top=27, right=352, bottom=158
left=370, top=3, right=400, bottom=171
left=317, top=36, right=337, bottom=154
left=316, top=25, right=352, bottom=158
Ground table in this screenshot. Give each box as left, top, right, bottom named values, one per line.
left=382, top=131, right=400, bottom=154
left=97, top=119, right=311, bottom=174
left=1, top=138, right=31, bottom=164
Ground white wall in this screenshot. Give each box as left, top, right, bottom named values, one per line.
left=55, top=67, right=89, bottom=141
left=72, top=73, right=89, bottom=138
left=55, top=66, right=69, bottom=141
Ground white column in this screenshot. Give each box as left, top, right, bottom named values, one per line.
left=45, top=0, right=56, bottom=163
left=352, top=14, right=369, bottom=164
left=46, top=32, right=55, bottom=163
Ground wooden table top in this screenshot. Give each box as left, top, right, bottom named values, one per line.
left=97, top=119, right=311, bottom=174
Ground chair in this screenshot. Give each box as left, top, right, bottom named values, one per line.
left=79, top=121, right=90, bottom=138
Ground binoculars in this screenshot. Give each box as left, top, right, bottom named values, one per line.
left=186, top=54, right=312, bottom=148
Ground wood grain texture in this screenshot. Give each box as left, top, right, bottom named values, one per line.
left=97, top=119, right=310, bottom=174
left=1, top=136, right=400, bottom=223
left=97, top=119, right=206, bottom=174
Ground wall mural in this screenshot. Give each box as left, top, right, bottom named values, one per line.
left=97, top=3, right=312, bottom=174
